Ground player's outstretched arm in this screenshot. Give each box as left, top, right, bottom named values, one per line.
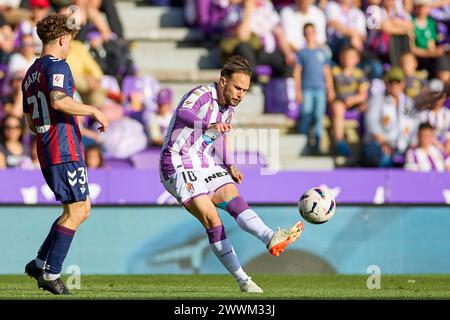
left=50, top=91, right=109, bottom=132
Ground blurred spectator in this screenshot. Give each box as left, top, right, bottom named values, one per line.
left=330, top=46, right=369, bottom=157
left=410, top=0, right=450, bottom=82
left=430, top=0, right=450, bottom=45
left=418, top=79, right=450, bottom=149
left=0, top=22, right=15, bottom=65
left=1, top=70, right=24, bottom=118
left=22, top=0, right=52, bottom=54
left=218, top=0, right=296, bottom=82
left=325, top=0, right=367, bottom=58
left=8, top=34, right=37, bottom=75
left=184, top=0, right=230, bottom=36
left=404, top=122, right=450, bottom=171
left=148, top=88, right=174, bottom=146
left=71, top=0, right=121, bottom=42
left=102, top=117, right=147, bottom=159
left=66, top=39, right=106, bottom=108
left=0, top=115, right=31, bottom=168
left=366, top=0, right=413, bottom=65
left=0, top=0, right=32, bottom=26
left=87, top=29, right=135, bottom=83
left=85, top=144, right=104, bottom=169
left=92, top=0, right=124, bottom=39
left=400, top=52, right=429, bottom=99
left=295, top=23, right=334, bottom=154
left=280, top=0, right=327, bottom=51
left=363, top=67, right=418, bottom=167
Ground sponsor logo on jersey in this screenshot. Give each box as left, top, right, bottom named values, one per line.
left=204, top=171, right=228, bottom=183
left=53, top=74, right=65, bottom=88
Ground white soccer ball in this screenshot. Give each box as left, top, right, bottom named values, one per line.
left=298, top=187, right=336, bottom=224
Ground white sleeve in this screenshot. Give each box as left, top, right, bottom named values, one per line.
left=354, top=9, right=367, bottom=37
left=314, top=7, right=328, bottom=45
left=325, top=2, right=341, bottom=21
left=280, top=6, right=301, bottom=50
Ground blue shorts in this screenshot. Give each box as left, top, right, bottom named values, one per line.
left=42, top=161, right=90, bottom=204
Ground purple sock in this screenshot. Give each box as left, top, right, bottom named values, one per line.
left=37, top=216, right=61, bottom=261
left=206, top=225, right=248, bottom=284
left=45, top=225, right=75, bottom=275
left=206, top=225, right=227, bottom=243
left=225, top=197, right=249, bottom=219
left=225, top=196, right=274, bottom=246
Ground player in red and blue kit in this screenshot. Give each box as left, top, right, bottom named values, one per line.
left=23, top=13, right=108, bottom=295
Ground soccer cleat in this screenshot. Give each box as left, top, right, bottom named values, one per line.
left=239, top=278, right=263, bottom=293
left=37, top=275, right=71, bottom=295
left=25, top=260, right=43, bottom=281
left=267, top=221, right=304, bottom=257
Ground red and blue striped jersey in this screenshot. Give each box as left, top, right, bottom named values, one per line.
left=22, top=55, right=83, bottom=168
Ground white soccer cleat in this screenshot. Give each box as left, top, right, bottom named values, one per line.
left=239, top=277, right=263, bottom=293
left=267, top=221, right=304, bottom=256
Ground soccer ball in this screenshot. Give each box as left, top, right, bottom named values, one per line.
left=298, top=187, right=336, bottom=224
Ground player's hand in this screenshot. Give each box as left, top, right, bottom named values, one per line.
left=93, top=109, right=109, bottom=132
left=208, top=122, right=232, bottom=133
left=229, top=165, right=244, bottom=184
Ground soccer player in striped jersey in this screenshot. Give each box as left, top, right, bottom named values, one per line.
left=23, top=13, right=108, bottom=295
left=160, top=55, right=304, bottom=293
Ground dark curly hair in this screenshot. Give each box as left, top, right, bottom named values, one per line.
left=36, top=13, right=79, bottom=44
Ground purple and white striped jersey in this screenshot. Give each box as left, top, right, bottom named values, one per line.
left=404, top=145, right=450, bottom=172
left=419, top=108, right=450, bottom=143
left=159, top=83, right=234, bottom=181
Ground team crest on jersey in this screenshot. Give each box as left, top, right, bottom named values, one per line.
left=53, top=74, right=64, bottom=88
left=186, top=182, right=195, bottom=193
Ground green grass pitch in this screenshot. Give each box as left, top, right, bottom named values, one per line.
left=1, top=274, right=450, bottom=299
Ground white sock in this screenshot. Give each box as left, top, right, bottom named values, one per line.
left=35, top=258, right=45, bottom=269
left=210, top=239, right=249, bottom=285
left=236, top=209, right=274, bottom=246
left=43, top=272, right=60, bottom=281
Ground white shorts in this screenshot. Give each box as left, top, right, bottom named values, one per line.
left=162, top=165, right=235, bottom=205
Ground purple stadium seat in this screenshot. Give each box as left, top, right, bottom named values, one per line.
left=255, top=65, right=272, bottom=77
left=344, top=108, right=362, bottom=120
left=264, top=77, right=299, bottom=120
left=129, top=147, right=162, bottom=169
left=103, top=157, right=134, bottom=169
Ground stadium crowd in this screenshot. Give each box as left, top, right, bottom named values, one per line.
left=0, top=0, right=449, bottom=172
